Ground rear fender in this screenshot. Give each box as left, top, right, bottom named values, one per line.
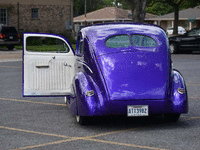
left=74, top=72, right=101, bottom=116
left=171, top=69, right=188, bottom=113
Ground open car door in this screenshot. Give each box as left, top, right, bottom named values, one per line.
left=23, top=33, right=75, bottom=96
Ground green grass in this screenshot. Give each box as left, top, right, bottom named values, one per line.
left=27, top=45, right=66, bottom=52
left=15, top=46, right=23, bottom=50
left=0, top=46, right=7, bottom=48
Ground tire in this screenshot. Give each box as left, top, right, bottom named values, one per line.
left=164, top=113, right=180, bottom=122
left=76, top=115, right=89, bottom=125
left=64, top=97, right=69, bottom=105
left=7, top=45, right=14, bottom=50
left=169, top=42, right=178, bottom=54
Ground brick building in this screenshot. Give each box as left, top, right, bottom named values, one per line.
left=0, top=0, right=73, bottom=33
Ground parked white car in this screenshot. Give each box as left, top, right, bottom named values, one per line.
left=166, top=26, right=186, bottom=36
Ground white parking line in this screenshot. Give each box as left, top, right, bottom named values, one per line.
left=0, top=98, right=66, bottom=106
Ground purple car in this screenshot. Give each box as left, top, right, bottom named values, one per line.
left=23, top=23, right=188, bottom=125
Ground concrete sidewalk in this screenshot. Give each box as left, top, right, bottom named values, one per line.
left=0, top=49, right=22, bottom=62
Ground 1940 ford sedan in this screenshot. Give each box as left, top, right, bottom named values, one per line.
left=23, top=23, right=188, bottom=125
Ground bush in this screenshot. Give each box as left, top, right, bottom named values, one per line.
left=45, top=30, right=76, bottom=45
left=42, top=37, right=57, bottom=45
left=59, top=31, right=76, bottom=44
left=46, top=30, right=76, bottom=44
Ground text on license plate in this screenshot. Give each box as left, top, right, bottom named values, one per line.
left=9, top=36, right=13, bottom=39
left=127, top=105, right=148, bottom=116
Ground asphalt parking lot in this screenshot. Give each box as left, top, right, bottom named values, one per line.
left=0, top=49, right=200, bottom=150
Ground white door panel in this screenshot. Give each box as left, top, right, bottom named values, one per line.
left=23, top=33, right=75, bottom=96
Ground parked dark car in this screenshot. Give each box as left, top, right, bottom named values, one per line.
left=169, top=27, right=200, bottom=54
left=23, top=23, right=188, bottom=125
left=0, top=25, right=20, bottom=50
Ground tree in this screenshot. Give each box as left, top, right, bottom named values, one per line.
left=73, top=0, right=105, bottom=17
left=148, top=0, right=200, bottom=34
left=103, top=0, right=130, bottom=9
left=165, top=0, right=184, bottom=34
left=146, top=2, right=173, bottom=16
left=118, top=0, right=147, bottom=23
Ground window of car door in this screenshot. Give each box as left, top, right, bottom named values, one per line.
left=26, top=36, right=70, bottom=53
left=188, top=28, right=200, bottom=37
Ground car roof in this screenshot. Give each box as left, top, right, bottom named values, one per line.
left=0, top=24, right=16, bottom=27
left=80, top=23, right=167, bottom=56
left=81, top=22, right=164, bottom=38
left=0, top=24, right=17, bottom=30
left=190, top=27, right=200, bottom=30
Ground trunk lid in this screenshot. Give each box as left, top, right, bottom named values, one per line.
left=97, top=50, right=170, bottom=101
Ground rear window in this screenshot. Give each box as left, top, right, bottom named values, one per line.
left=1, top=27, right=17, bottom=34
left=105, top=35, right=131, bottom=48
left=131, top=35, right=157, bottom=47
left=105, top=34, right=157, bottom=48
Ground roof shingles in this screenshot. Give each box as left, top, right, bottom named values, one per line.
left=74, top=7, right=157, bottom=22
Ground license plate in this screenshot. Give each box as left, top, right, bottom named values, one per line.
left=127, top=105, right=148, bottom=116
left=9, top=36, right=13, bottom=39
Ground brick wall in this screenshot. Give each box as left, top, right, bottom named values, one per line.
left=6, top=4, right=71, bottom=33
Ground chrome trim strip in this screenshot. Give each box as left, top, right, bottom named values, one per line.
left=77, top=60, right=93, bottom=74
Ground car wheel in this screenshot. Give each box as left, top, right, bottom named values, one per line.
left=164, top=113, right=180, bottom=122
left=7, top=45, right=14, bottom=50
left=169, top=43, right=178, bottom=54
left=76, top=115, right=89, bottom=125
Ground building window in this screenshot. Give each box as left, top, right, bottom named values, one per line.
left=0, top=8, right=7, bottom=24
left=31, top=8, right=39, bottom=19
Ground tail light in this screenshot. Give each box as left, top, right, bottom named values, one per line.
left=0, top=34, right=6, bottom=39
left=17, top=33, right=20, bottom=38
